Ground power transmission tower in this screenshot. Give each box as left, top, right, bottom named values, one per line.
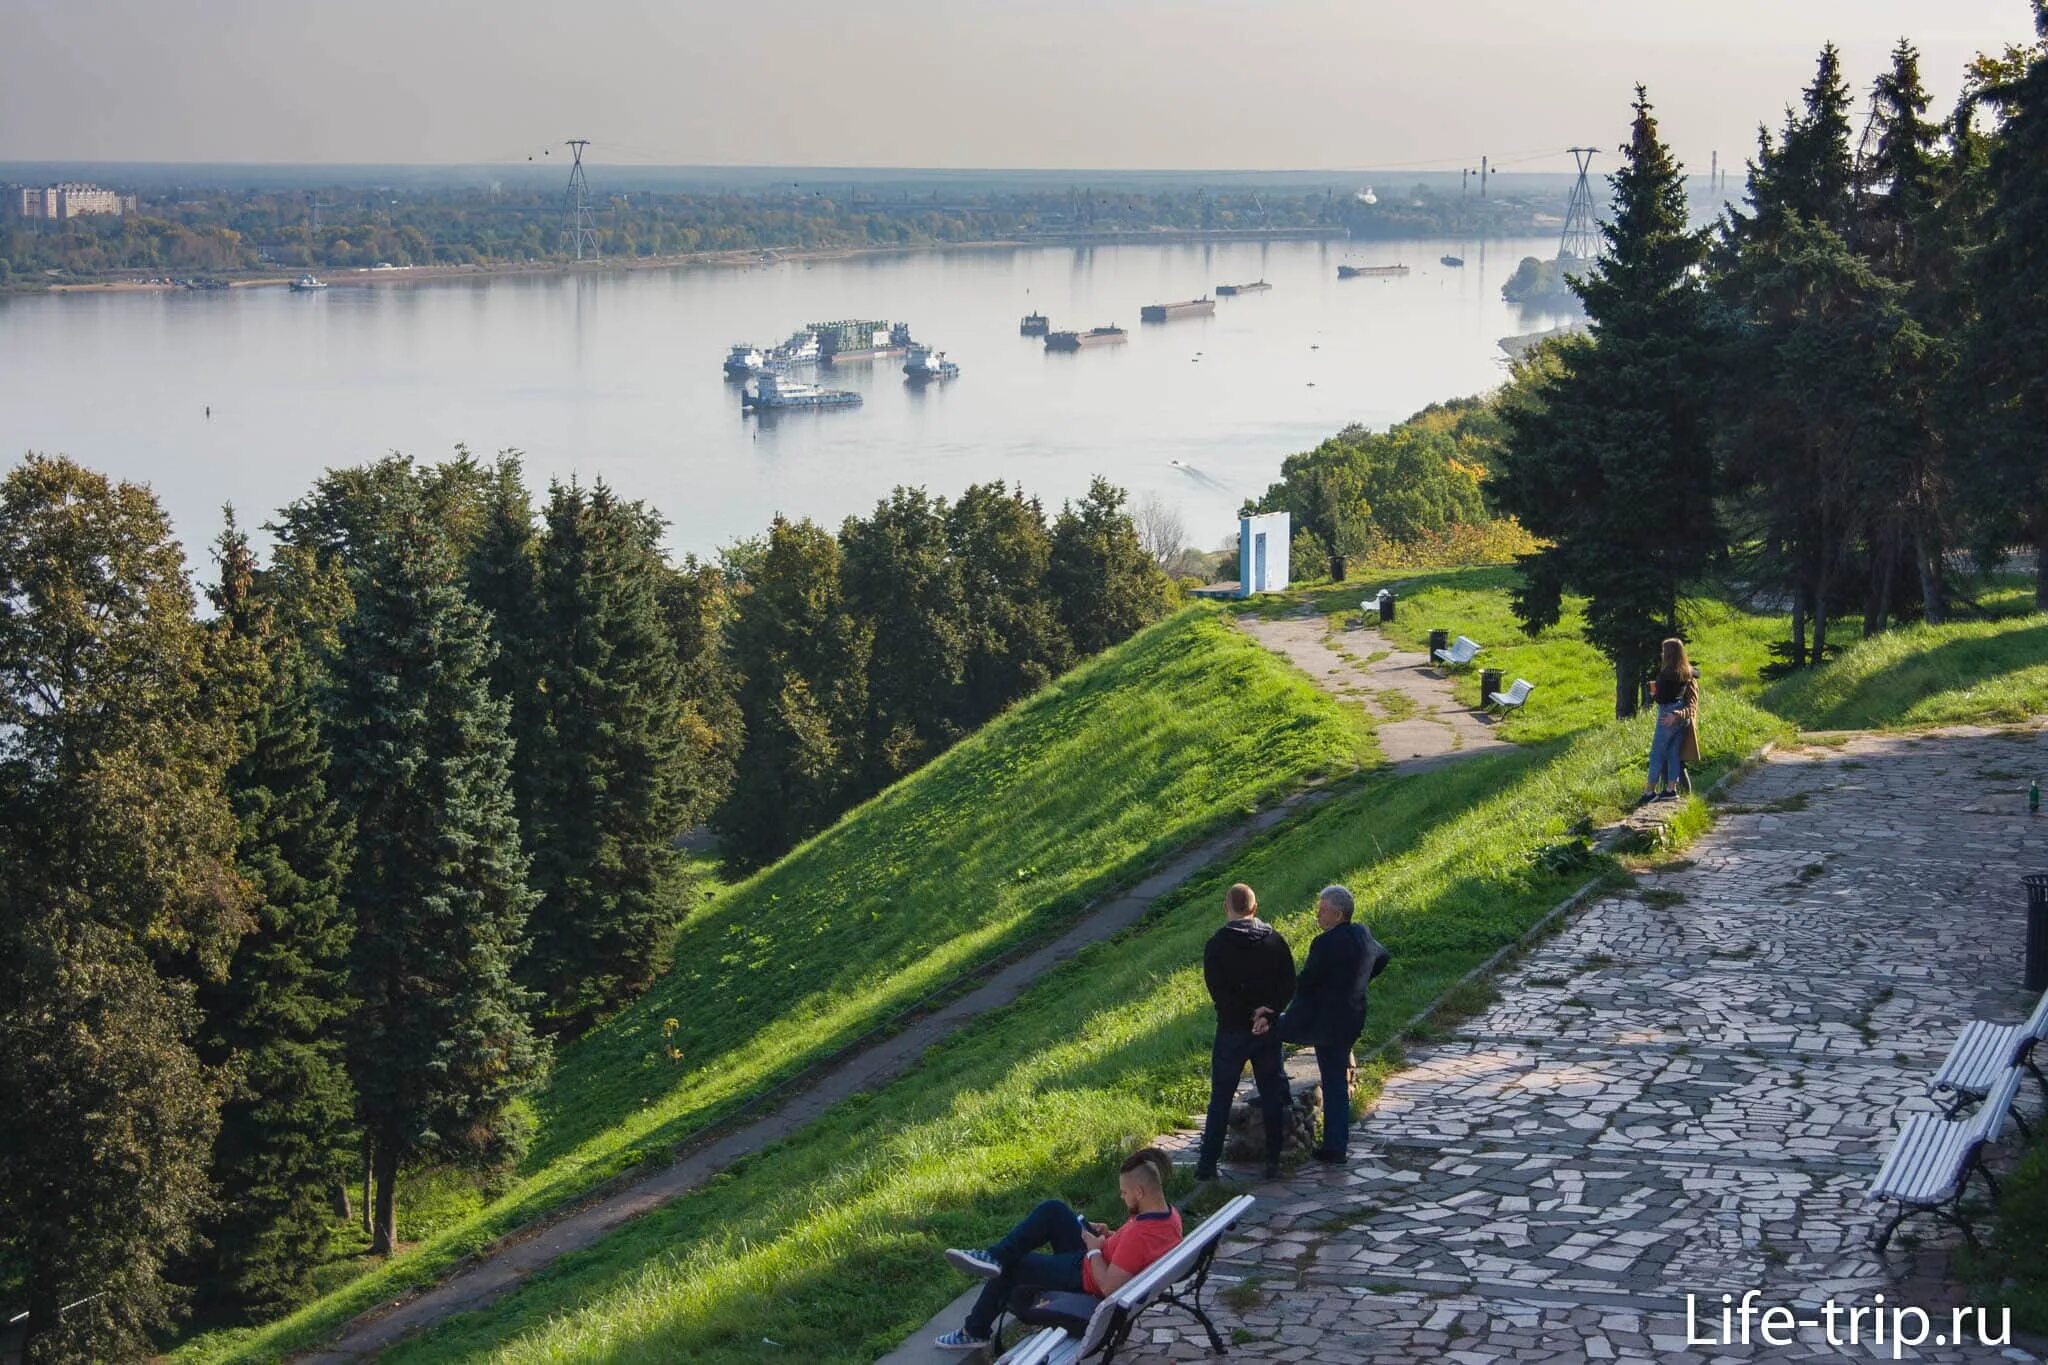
left=563, top=139, right=599, bottom=261
left=1559, top=147, right=1601, bottom=263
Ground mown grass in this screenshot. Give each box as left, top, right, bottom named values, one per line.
left=1761, top=614, right=2048, bottom=731
left=1285, top=566, right=1797, bottom=744
left=176, top=606, right=1373, bottom=1364
left=369, top=700, right=1789, bottom=1364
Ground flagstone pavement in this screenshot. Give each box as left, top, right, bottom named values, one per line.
left=1132, top=725, right=2048, bottom=1363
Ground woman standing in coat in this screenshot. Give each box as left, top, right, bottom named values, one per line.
left=1642, top=637, right=1699, bottom=803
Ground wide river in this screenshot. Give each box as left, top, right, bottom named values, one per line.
left=0, top=236, right=1574, bottom=564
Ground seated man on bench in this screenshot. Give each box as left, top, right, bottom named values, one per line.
left=934, top=1148, right=1182, bottom=1352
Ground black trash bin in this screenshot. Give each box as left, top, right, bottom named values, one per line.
left=1428, top=628, right=1449, bottom=658
left=2026, top=874, right=2048, bottom=991
left=1377, top=590, right=1396, bottom=624
left=1479, top=667, right=1503, bottom=705
left=1329, top=554, right=1348, bottom=583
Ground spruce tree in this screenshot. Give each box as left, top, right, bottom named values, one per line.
left=716, top=516, right=871, bottom=865
left=465, top=455, right=548, bottom=834
left=841, top=487, right=968, bottom=794
left=946, top=483, right=1072, bottom=729
left=1962, top=3, right=2048, bottom=611
left=1495, top=88, right=1719, bottom=715
left=522, top=482, right=696, bottom=1031
left=1712, top=49, right=1883, bottom=664
left=657, top=557, right=744, bottom=820
left=190, top=521, right=358, bottom=1321
left=1046, top=477, right=1171, bottom=658
left=0, top=456, right=246, bottom=1361
left=323, top=493, right=547, bottom=1254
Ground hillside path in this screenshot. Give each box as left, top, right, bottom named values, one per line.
left=295, top=785, right=1348, bottom=1361
left=1119, top=724, right=2048, bottom=1364
left=1235, top=610, right=1509, bottom=772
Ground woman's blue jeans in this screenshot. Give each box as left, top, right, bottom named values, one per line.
left=1647, top=703, right=1686, bottom=788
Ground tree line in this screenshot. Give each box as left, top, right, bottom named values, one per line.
left=1492, top=20, right=2048, bottom=713
left=0, top=451, right=1168, bottom=1360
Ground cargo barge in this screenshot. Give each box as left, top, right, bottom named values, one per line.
left=1044, top=326, right=1128, bottom=350
left=1215, top=280, right=1270, bottom=295
left=1020, top=311, right=1050, bottom=336
left=1139, top=297, right=1216, bottom=321
left=741, top=371, right=862, bottom=412
left=1338, top=264, right=1410, bottom=278
left=810, top=319, right=913, bottom=362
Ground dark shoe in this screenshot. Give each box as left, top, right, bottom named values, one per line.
left=1261, top=1160, right=1282, bottom=1180
left=1654, top=790, right=1679, bottom=802
left=1310, top=1148, right=1347, bottom=1164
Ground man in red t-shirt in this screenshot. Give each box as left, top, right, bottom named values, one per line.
left=934, top=1147, right=1184, bottom=1351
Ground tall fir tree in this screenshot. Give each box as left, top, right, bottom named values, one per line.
left=841, top=487, right=968, bottom=794
left=1713, top=48, right=1883, bottom=664
left=716, top=516, right=871, bottom=866
left=657, top=556, right=744, bottom=820
left=1046, top=477, right=1172, bottom=658
left=188, top=519, right=358, bottom=1322
left=323, top=492, right=547, bottom=1254
left=0, top=456, right=247, bottom=1361
left=946, top=483, right=1072, bottom=730
left=1962, top=2, right=2048, bottom=611
left=1495, top=88, right=1719, bottom=715
left=464, top=454, right=549, bottom=835
left=1856, top=39, right=1958, bottom=626
left=522, top=482, right=697, bottom=1031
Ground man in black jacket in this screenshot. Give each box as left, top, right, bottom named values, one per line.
left=1257, top=884, right=1389, bottom=1163
left=1196, top=883, right=1295, bottom=1181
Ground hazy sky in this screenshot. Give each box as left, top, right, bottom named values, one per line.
left=1, top=0, right=2030, bottom=173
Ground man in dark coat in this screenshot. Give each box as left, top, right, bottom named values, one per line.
left=1256, top=884, right=1389, bottom=1163
left=1195, top=883, right=1296, bottom=1180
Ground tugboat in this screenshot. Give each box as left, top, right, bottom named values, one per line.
left=774, top=329, right=821, bottom=366
left=903, top=344, right=960, bottom=381
left=1019, top=311, right=1050, bottom=336
left=1044, top=326, right=1128, bottom=351
left=741, top=370, right=862, bottom=412
left=290, top=274, right=328, bottom=291
left=724, top=343, right=767, bottom=379
left=1440, top=254, right=1465, bottom=268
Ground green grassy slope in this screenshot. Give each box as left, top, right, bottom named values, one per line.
left=1762, top=615, right=2048, bottom=731
left=376, top=700, right=1789, bottom=1364
left=1279, top=566, right=1797, bottom=743
left=180, top=606, right=1373, bottom=1364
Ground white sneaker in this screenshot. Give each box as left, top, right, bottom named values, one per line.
left=934, top=1327, right=993, bottom=1350
left=945, top=1247, right=1002, bottom=1279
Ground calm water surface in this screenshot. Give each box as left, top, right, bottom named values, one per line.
left=0, top=237, right=1573, bottom=561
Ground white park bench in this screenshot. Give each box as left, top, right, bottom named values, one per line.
left=994, top=1194, right=1255, bottom=1365
left=1927, top=987, right=2048, bottom=1119
left=1432, top=635, right=1482, bottom=668
left=1487, top=678, right=1535, bottom=713
left=1868, top=1065, right=2023, bottom=1252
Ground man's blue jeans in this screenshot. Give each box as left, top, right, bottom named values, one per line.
left=1196, top=1026, right=1290, bottom=1174
left=965, top=1198, right=1089, bottom=1338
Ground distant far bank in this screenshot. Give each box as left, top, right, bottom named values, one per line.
left=39, top=227, right=1370, bottom=295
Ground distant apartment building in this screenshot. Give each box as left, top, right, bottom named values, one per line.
left=12, top=183, right=138, bottom=220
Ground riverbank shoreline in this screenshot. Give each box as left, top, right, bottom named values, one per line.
left=32, top=227, right=1364, bottom=295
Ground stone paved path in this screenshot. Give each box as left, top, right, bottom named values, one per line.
left=1120, top=725, right=2048, bottom=1363
left=1236, top=611, right=1507, bottom=772
left=296, top=787, right=1345, bottom=1361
